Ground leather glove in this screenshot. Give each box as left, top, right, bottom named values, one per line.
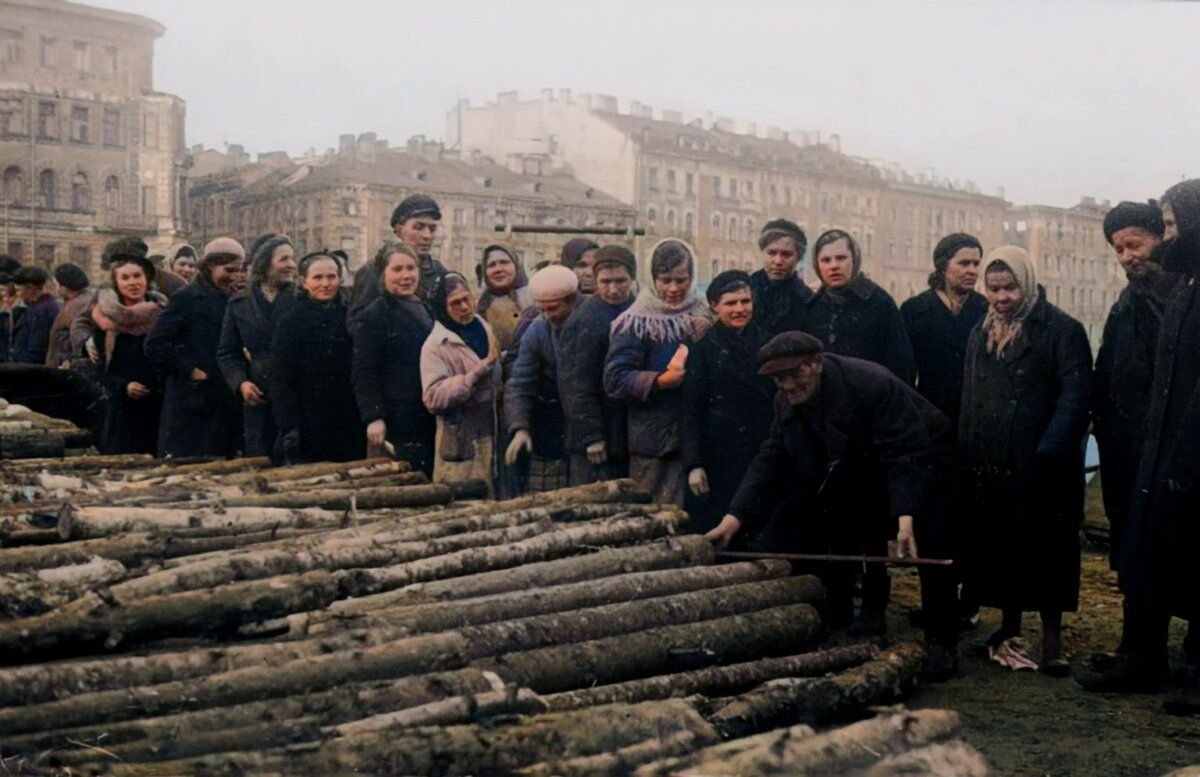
left=687, top=467, right=710, bottom=496
left=585, top=441, right=607, bottom=465
left=505, top=430, right=533, bottom=466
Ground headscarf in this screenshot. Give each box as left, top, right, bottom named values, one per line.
left=430, top=272, right=490, bottom=358
left=475, top=243, right=529, bottom=315
left=612, top=238, right=712, bottom=344
left=929, top=232, right=983, bottom=290
left=1103, top=201, right=1164, bottom=244
left=249, top=235, right=292, bottom=288
left=560, top=238, right=599, bottom=269
left=981, top=246, right=1039, bottom=359
left=811, top=229, right=862, bottom=299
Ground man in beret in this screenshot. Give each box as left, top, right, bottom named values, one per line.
left=10, top=265, right=60, bottom=364
left=145, top=237, right=246, bottom=458
left=504, top=265, right=583, bottom=492
left=749, top=219, right=813, bottom=336
left=706, top=332, right=962, bottom=678
left=46, top=263, right=95, bottom=369
left=350, top=194, right=448, bottom=318
left=558, top=245, right=638, bottom=482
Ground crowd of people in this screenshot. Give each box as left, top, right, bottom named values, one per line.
left=1, top=181, right=1197, bottom=707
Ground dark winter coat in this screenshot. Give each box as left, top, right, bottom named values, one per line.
left=144, top=276, right=241, bottom=458
left=504, top=314, right=568, bottom=460
left=900, top=288, right=988, bottom=430
left=350, top=254, right=448, bottom=321
left=748, top=270, right=813, bottom=336
left=271, top=294, right=365, bottom=463
left=12, top=294, right=60, bottom=364
left=1119, top=245, right=1200, bottom=618
left=352, top=293, right=436, bottom=476
left=96, top=331, right=161, bottom=455
left=216, top=285, right=295, bottom=457
left=1093, top=273, right=1177, bottom=569
left=680, top=322, right=776, bottom=531
left=728, top=354, right=948, bottom=554
left=0, top=303, right=21, bottom=362
left=558, top=294, right=632, bottom=457
left=959, top=292, right=1092, bottom=612
left=803, top=274, right=917, bottom=384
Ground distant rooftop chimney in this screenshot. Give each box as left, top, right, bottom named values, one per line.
left=541, top=88, right=554, bottom=101
left=591, top=94, right=618, bottom=113
left=662, top=109, right=683, bottom=124
left=339, top=134, right=355, bottom=154
left=630, top=100, right=652, bottom=119
left=497, top=90, right=518, bottom=104
left=714, top=117, right=735, bottom=133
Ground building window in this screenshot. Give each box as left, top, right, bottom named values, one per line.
left=711, top=259, right=719, bottom=278
left=770, top=184, right=777, bottom=203
left=7, top=240, right=23, bottom=260
left=104, top=175, right=120, bottom=210
left=0, top=97, right=24, bottom=135
left=713, top=177, right=721, bottom=198
left=35, top=243, right=56, bottom=267
left=667, top=169, right=676, bottom=192
left=70, top=245, right=91, bottom=272
left=728, top=218, right=737, bottom=242
left=39, top=36, right=55, bottom=68
left=104, top=46, right=118, bottom=74
left=140, top=185, right=155, bottom=216
left=70, top=172, right=89, bottom=212
left=73, top=40, right=87, bottom=70
left=646, top=206, right=657, bottom=222
left=647, top=167, right=658, bottom=191
left=745, top=181, right=754, bottom=200
left=744, top=217, right=753, bottom=236
left=727, top=179, right=737, bottom=199
left=37, top=101, right=58, bottom=140
left=38, top=169, right=55, bottom=209
left=666, top=209, right=676, bottom=228
left=685, top=173, right=694, bottom=195
left=1, top=29, right=22, bottom=64
left=142, top=112, right=158, bottom=148
left=684, top=212, right=694, bottom=235
left=453, top=208, right=465, bottom=226
left=711, top=213, right=722, bottom=237
left=102, top=107, right=120, bottom=146
left=2, top=165, right=23, bottom=203
left=71, top=106, right=89, bottom=143
left=785, top=187, right=793, bottom=206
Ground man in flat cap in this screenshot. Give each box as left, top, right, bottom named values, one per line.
left=145, top=237, right=246, bottom=458
left=350, top=194, right=448, bottom=319
left=706, top=331, right=962, bottom=679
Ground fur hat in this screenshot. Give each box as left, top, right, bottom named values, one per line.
left=101, top=236, right=149, bottom=270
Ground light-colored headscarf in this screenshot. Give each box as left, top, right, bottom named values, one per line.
left=981, top=245, right=1039, bottom=358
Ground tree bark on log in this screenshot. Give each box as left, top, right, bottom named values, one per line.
left=214, top=478, right=445, bottom=510
left=56, top=505, right=347, bottom=540
left=0, top=452, right=154, bottom=472
left=542, top=643, right=878, bottom=712
left=123, top=457, right=271, bottom=481
left=521, top=730, right=712, bottom=777
left=633, top=708, right=964, bottom=777
left=329, top=686, right=547, bottom=736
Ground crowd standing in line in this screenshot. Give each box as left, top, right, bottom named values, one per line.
left=1, top=181, right=1198, bottom=709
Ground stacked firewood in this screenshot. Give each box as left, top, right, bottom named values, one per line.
left=0, top=397, right=89, bottom=460
left=0, top=459, right=987, bottom=775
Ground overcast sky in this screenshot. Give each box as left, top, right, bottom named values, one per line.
left=95, top=0, right=1199, bottom=208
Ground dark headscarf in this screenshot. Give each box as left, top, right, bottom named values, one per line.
left=250, top=235, right=292, bottom=288
left=560, top=238, right=599, bottom=269
left=929, top=233, right=983, bottom=289
left=431, top=272, right=489, bottom=358
left=1162, top=179, right=1200, bottom=237
left=1103, top=201, right=1164, bottom=244
left=475, top=243, right=528, bottom=315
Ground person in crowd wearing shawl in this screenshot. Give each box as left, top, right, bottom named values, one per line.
left=604, top=239, right=712, bottom=505
left=561, top=238, right=600, bottom=295
left=749, top=219, right=813, bottom=335
left=353, top=242, right=437, bottom=476
left=420, top=273, right=501, bottom=493
left=351, top=195, right=448, bottom=317
left=81, top=252, right=167, bottom=454
left=144, top=238, right=246, bottom=458
left=959, top=246, right=1092, bottom=675
left=504, top=265, right=583, bottom=493
left=270, top=252, right=363, bottom=464
left=45, top=263, right=94, bottom=369
left=680, top=270, right=776, bottom=533
left=558, top=245, right=638, bottom=484
left=1098, top=181, right=1200, bottom=709
left=0, top=255, right=22, bottom=362
left=166, top=244, right=198, bottom=284
left=475, top=243, right=531, bottom=354
left=705, top=331, right=962, bottom=678
left=10, top=266, right=60, bottom=364
left=217, top=235, right=298, bottom=457
left=804, top=229, right=916, bottom=384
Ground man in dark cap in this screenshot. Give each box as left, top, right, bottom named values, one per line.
left=45, top=263, right=94, bottom=368
left=10, top=266, right=60, bottom=364
left=558, top=245, right=638, bottom=483
left=705, top=331, right=961, bottom=677
left=749, top=219, right=813, bottom=336
left=145, top=237, right=246, bottom=458
left=350, top=194, right=448, bottom=318
left=560, top=238, right=600, bottom=295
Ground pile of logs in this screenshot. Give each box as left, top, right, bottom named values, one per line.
left=0, top=397, right=89, bottom=460
left=0, top=455, right=987, bottom=775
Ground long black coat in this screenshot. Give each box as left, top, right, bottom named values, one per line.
left=680, top=322, right=776, bottom=532
left=352, top=294, right=436, bottom=476
left=803, top=275, right=917, bottom=385
left=96, top=332, right=161, bottom=455
left=271, top=294, right=364, bottom=463
left=217, top=286, right=295, bottom=457
left=144, top=277, right=241, bottom=458
left=1119, top=243, right=1200, bottom=618
left=900, top=288, right=988, bottom=430
left=1093, top=275, right=1176, bottom=569
left=728, top=354, right=946, bottom=552
left=748, top=270, right=812, bottom=336
left=558, top=294, right=632, bottom=459
left=959, top=293, right=1092, bottom=613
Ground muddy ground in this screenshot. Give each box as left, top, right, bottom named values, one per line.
left=886, top=480, right=1198, bottom=776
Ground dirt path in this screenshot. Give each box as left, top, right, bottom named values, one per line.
left=889, top=553, right=1199, bottom=776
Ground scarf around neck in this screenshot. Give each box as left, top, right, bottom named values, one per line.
left=981, top=246, right=1039, bottom=358
left=611, top=288, right=712, bottom=344
left=91, top=288, right=167, bottom=335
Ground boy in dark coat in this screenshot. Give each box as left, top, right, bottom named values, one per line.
left=217, top=235, right=297, bottom=457
left=748, top=219, right=813, bottom=336
left=558, top=246, right=637, bottom=482
left=11, top=266, right=60, bottom=364
left=144, top=238, right=246, bottom=458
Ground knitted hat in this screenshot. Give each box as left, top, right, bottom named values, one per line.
left=53, top=263, right=90, bottom=292
left=529, top=264, right=579, bottom=302
left=592, top=245, right=636, bottom=276
left=706, top=269, right=753, bottom=304
left=202, top=237, right=246, bottom=265
left=390, top=194, right=441, bottom=227
left=757, top=331, right=824, bottom=375
left=1103, top=201, right=1165, bottom=244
